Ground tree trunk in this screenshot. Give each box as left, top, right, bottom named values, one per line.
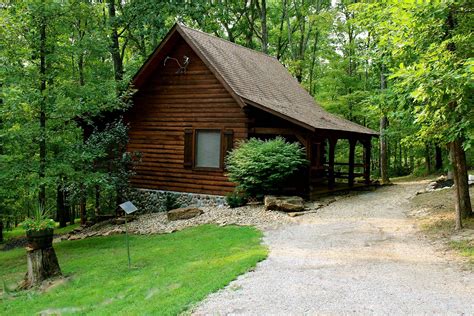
left=259, top=0, right=268, bottom=53
left=379, top=65, right=390, bottom=184
left=295, top=3, right=306, bottom=83
left=403, top=145, right=408, bottom=170
left=64, top=189, right=71, bottom=225
left=56, top=185, right=67, bottom=228
left=449, top=142, right=462, bottom=230
left=450, top=140, right=472, bottom=220
left=309, top=30, right=319, bottom=96
left=425, top=144, right=432, bottom=174
left=107, top=0, right=123, bottom=82
left=380, top=115, right=389, bottom=184
left=39, top=12, right=47, bottom=209
left=444, top=6, right=472, bottom=227
left=244, top=0, right=256, bottom=48
left=276, top=0, right=287, bottom=60
left=21, top=247, right=62, bottom=289
left=435, top=146, right=443, bottom=170
left=80, top=184, right=87, bottom=226
left=393, top=139, right=398, bottom=171
left=398, top=139, right=402, bottom=170
left=95, top=185, right=100, bottom=218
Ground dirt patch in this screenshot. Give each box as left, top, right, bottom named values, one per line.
left=409, top=185, right=474, bottom=264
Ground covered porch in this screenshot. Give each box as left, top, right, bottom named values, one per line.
left=306, top=134, right=374, bottom=199
left=249, top=124, right=375, bottom=200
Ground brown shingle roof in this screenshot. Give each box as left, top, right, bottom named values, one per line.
left=178, top=25, right=377, bottom=136
left=134, top=24, right=378, bottom=136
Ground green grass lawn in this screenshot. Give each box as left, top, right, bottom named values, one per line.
left=0, top=224, right=267, bottom=315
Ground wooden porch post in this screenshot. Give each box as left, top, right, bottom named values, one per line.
left=348, top=138, right=356, bottom=187
left=328, top=137, right=337, bottom=190
left=363, top=139, right=372, bottom=185
left=306, top=135, right=312, bottom=196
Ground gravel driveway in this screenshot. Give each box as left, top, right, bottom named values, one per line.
left=193, top=182, right=474, bottom=315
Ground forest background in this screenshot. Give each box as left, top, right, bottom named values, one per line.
left=0, top=0, right=472, bottom=238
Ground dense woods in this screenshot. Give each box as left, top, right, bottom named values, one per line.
left=0, top=0, right=472, bottom=236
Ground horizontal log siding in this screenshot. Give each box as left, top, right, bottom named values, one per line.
left=127, top=38, right=247, bottom=195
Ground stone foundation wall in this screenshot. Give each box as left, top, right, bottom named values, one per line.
left=125, top=188, right=227, bottom=213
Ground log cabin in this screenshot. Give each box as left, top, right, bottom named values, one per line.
left=126, top=23, right=378, bottom=199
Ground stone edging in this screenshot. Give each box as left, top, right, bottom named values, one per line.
left=125, top=188, right=227, bottom=213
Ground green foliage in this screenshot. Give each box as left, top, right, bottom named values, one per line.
left=163, top=193, right=181, bottom=212
left=226, top=137, right=308, bottom=197
left=225, top=191, right=248, bottom=208
left=0, top=225, right=267, bottom=315
left=20, top=205, right=55, bottom=232
left=0, top=0, right=472, bottom=229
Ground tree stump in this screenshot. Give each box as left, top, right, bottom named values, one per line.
left=20, top=246, right=62, bottom=289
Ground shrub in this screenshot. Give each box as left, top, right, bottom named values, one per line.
left=163, top=194, right=181, bottom=211
left=226, top=137, right=308, bottom=197
left=225, top=191, right=248, bottom=208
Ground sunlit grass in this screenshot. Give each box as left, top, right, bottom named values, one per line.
left=0, top=224, right=267, bottom=315
left=450, top=240, right=474, bottom=263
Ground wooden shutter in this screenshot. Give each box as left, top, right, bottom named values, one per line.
left=184, top=129, right=193, bottom=168
left=222, top=130, right=234, bottom=168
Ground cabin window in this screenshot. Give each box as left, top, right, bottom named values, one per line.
left=195, top=130, right=221, bottom=168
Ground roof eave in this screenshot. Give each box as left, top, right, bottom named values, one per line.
left=242, top=98, right=316, bottom=132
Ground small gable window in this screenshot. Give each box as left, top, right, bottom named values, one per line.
left=195, top=130, right=221, bottom=169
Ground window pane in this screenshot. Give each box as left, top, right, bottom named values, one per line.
left=195, top=131, right=221, bottom=168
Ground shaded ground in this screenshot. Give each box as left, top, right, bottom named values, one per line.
left=409, top=184, right=474, bottom=263
left=194, top=181, right=474, bottom=315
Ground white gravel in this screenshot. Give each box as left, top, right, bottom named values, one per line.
left=193, top=182, right=474, bottom=315
left=71, top=203, right=299, bottom=239
left=129, top=204, right=294, bottom=233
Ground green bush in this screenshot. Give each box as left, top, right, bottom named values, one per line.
left=163, top=194, right=180, bottom=211
left=225, top=191, right=248, bottom=208
left=226, top=137, right=308, bottom=197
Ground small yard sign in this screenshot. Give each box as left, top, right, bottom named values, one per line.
left=119, top=201, right=138, bottom=269
left=119, top=201, right=138, bottom=214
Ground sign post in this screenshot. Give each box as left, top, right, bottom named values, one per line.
left=119, top=201, right=138, bottom=269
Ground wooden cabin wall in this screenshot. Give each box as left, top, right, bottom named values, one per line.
left=126, top=37, right=248, bottom=195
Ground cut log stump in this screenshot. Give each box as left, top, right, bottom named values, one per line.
left=20, top=246, right=62, bottom=289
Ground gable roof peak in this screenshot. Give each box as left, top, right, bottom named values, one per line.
left=177, top=24, right=279, bottom=61
left=134, top=24, right=378, bottom=136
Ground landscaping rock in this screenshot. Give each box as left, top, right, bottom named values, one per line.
left=54, top=194, right=342, bottom=241
left=102, top=228, right=124, bottom=236
left=73, top=226, right=84, bottom=233
left=167, top=207, right=203, bottom=221
left=423, top=175, right=454, bottom=193
left=264, top=196, right=305, bottom=212
left=68, top=235, right=83, bottom=241
left=114, top=216, right=137, bottom=225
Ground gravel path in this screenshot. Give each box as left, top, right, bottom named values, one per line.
left=193, top=182, right=474, bottom=315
